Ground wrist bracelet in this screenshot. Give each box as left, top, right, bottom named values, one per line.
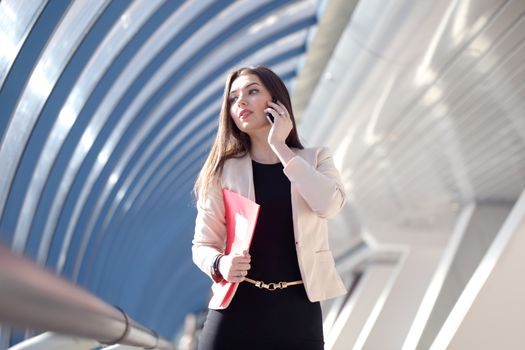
left=211, top=254, right=224, bottom=282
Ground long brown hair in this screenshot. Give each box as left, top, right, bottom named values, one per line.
left=193, top=66, right=304, bottom=202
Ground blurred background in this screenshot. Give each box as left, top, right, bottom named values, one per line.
left=1, top=0, right=524, bottom=349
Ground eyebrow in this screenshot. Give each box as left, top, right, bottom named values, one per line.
left=229, top=82, right=260, bottom=95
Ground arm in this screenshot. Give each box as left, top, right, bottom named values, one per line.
left=266, top=102, right=346, bottom=218
left=191, top=179, right=252, bottom=283
left=282, top=147, right=347, bottom=218
left=192, top=180, right=226, bottom=280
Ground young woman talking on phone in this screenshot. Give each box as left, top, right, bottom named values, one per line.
left=192, top=66, right=347, bottom=350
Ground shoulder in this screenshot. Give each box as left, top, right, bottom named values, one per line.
left=221, top=153, right=250, bottom=184
left=223, top=153, right=249, bottom=170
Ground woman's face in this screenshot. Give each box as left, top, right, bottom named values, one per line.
left=228, top=73, right=272, bottom=134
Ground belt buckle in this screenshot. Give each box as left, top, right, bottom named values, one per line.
left=252, top=279, right=291, bottom=291
left=267, top=283, right=277, bottom=291
left=267, top=282, right=287, bottom=291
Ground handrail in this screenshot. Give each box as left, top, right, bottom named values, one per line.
left=0, top=244, right=174, bottom=350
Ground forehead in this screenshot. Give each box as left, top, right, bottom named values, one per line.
left=229, top=74, right=263, bottom=93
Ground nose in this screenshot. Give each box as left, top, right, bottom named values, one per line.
left=236, top=92, right=248, bottom=107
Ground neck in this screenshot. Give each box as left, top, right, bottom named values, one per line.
left=249, top=131, right=280, bottom=164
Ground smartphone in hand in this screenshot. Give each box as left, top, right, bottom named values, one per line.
left=266, top=97, right=277, bottom=124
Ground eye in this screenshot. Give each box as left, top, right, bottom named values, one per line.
left=229, top=96, right=238, bottom=104
left=249, top=88, right=259, bottom=94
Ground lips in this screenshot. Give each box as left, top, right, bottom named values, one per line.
left=239, top=109, right=253, bottom=120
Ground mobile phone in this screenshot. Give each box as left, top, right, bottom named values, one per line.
left=266, top=97, right=278, bottom=124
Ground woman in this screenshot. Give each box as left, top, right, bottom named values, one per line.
left=192, top=66, right=347, bottom=349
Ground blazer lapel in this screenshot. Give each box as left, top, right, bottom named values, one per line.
left=224, top=153, right=255, bottom=202
left=241, top=154, right=255, bottom=202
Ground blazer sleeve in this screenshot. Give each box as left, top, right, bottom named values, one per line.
left=192, top=179, right=226, bottom=279
left=283, top=147, right=346, bottom=218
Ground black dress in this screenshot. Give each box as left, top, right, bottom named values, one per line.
left=198, top=160, right=324, bottom=350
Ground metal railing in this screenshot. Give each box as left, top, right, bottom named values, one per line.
left=0, top=244, right=174, bottom=350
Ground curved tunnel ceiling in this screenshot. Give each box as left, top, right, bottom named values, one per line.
left=0, top=0, right=323, bottom=338
left=3, top=0, right=525, bottom=348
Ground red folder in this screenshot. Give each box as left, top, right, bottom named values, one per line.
left=208, top=189, right=260, bottom=309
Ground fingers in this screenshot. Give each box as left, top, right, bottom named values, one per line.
left=228, top=268, right=248, bottom=283
left=230, top=274, right=245, bottom=283
left=235, top=262, right=251, bottom=271
left=268, top=101, right=289, bottom=119
left=231, top=255, right=250, bottom=264
left=231, top=257, right=251, bottom=273
left=220, top=251, right=252, bottom=283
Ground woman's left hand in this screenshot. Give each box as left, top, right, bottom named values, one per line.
left=266, top=100, right=292, bottom=146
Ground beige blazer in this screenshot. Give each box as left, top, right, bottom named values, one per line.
left=192, top=147, right=347, bottom=309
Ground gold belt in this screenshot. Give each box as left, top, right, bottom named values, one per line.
left=243, top=277, right=303, bottom=291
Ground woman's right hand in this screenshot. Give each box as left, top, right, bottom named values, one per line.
left=218, top=250, right=251, bottom=283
